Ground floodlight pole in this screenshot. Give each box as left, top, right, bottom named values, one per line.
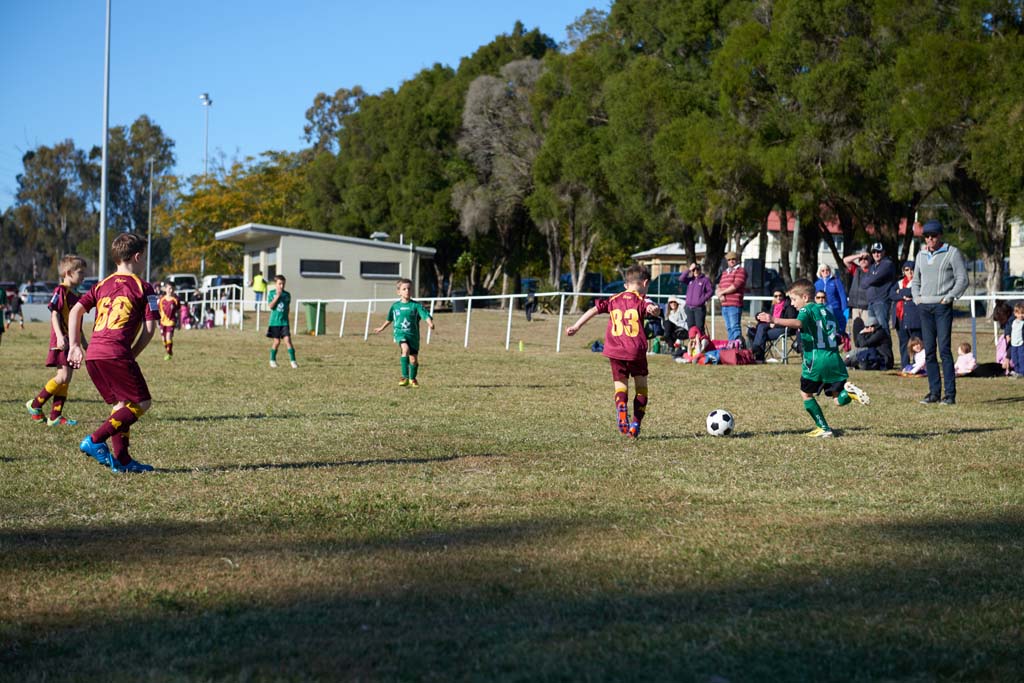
left=200, top=92, right=213, bottom=177
left=98, top=0, right=112, bottom=278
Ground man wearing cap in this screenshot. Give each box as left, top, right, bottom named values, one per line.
left=715, top=251, right=746, bottom=341
left=912, top=220, right=968, bottom=405
left=857, top=241, right=897, bottom=331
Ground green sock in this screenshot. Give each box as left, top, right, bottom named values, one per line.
left=401, top=356, right=410, bottom=378
left=270, top=348, right=277, bottom=361
left=288, top=348, right=296, bottom=362
left=803, top=398, right=830, bottom=430
left=410, top=362, right=418, bottom=380
left=836, top=390, right=851, bottom=406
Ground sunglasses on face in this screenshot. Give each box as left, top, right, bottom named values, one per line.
left=815, top=296, right=827, bottom=301
left=773, top=294, right=784, bottom=298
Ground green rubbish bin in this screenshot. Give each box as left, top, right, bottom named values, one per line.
left=303, top=302, right=327, bottom=335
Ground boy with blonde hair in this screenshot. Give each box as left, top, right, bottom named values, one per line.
left=26, top=255, right=87, bottom=426
left=374, top=278, right=434, bottom=387
left=68, top=233, right=158, bottom=473
left=566, top=264, right=662, bottom=438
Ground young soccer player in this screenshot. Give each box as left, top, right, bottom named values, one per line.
left=266, top=274, right=297, bottom=368
left=756, top=278, right=870, bottom=438
left=67, top=233, right=158, bottom=473
left=158, top=282, right=181, bottom=360
left=26, top=255, right=87, bottom=426
left=566, top=264, right=662, bottom=438
left=373, top=278, right=435, bottom=387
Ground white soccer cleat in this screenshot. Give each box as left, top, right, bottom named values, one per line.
left=269, top=360, right=278, bottom=368
left=290, top=361, right=298, bottom=369
left=844, top=382, right=870, bottom=405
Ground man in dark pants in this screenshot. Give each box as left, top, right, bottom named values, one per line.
left=860, top=242, right=897, bottom=330
left=912, top=220, right=968, bottom=405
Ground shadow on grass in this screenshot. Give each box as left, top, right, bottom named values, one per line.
left=156, top=451, right=507, bottom=475
left=983, top=395, right=1024, bottom=404
left=0, top=398, right=107, bottom=405
left=451, top=383, right=570, bottom=389
left=158, top=412, right=353, bottom=423
left=887, top=427, right=1011, bottom=439
left=2, top=513, right=1022, bottom=680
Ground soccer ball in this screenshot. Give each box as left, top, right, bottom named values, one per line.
left=706, top=409, right=735, bottom=436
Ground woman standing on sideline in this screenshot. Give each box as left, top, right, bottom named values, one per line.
left=815, top=264, right=848, bottom=335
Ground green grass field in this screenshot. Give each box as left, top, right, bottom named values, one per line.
left=2, top=310, right=1022, bottom=682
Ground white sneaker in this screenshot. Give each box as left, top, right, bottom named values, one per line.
left=290, top=361, right=298, bottom=369
left=269, top=360, right=278, bottom=368
left=844, top=381, right=870, bottom=405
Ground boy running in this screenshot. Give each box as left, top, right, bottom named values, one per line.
left=266, top=275, right=297, bottom=368
left=158, top=282, right=181, bottom=360
left=26, top=255, right=87, bottom=426
left=756, top=278, right=870, bottom=438
left=68, top=233, right=158, bottom=473
left=373, top=278, right=434, bottom=387
left=566, top=264, right=662, bottom=438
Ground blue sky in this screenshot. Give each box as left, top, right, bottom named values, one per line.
left=0, top=1, right=602, bottom=209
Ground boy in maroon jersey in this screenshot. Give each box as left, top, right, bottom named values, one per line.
left=158, top=282, right=181, bottom=360
left=26, top=255, right=87, bottom=427
left=566, top=264, right=662, bottom=438
left=67, top=233, right=159, bottom=473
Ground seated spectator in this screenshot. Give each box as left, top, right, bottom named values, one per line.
left=900, top=337, right=926, bottom=375
left=662, top=296, right=688, bottom=346
left=851, top=311, right=894, bottom=370
left=746, top=289, right=797, bottom=362
left=955, top=342, right=977, bottom=377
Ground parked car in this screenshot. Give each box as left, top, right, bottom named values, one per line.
left=76, top=277, right=99, bottom=295
left=19, top=282, right=54, bottom=304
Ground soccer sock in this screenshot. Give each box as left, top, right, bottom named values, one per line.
left=836, top=390, right=851, bottom=406
left=50, top=384, right=69, bottom=420
left=401, top=356, right=410, bottom=378
left=803, top=398, right=831, bottom=431
left=410, top=362, right=418, bottom=380
left=288, top=348, right=296, bottom=362
left=270, top=348, right=278, bottom=361
left=614, top=390, right=629, bottom=428
left=111, top=430, right=131, bottom=465
left=32, top=378, right=59, bottom=409
left=92, top=404, right=144, bottom=444
left=633, top=392, right=648, bottom=425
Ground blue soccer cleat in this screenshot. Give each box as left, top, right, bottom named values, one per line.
left=110, top=458, right=154, bottom=474
left=627, top=421, right=641, bottom=439
left=79, top=436, right=112, bottom=466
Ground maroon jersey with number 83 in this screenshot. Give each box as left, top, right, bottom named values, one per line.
left=77, top=273, right=159, bottom=360
left=595, top=290, right=654, bottom=361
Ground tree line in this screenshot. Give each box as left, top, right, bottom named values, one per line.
left=4, top=1, right=1022, bottom=297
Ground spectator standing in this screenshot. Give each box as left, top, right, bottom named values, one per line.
left=843, top=253, right=871, bottom=341
left=1010, top=303, right=1024, bottom=378
left=678, top=262, right=714, bottom=335
left=894, top=261, right=922, bottom=368
left=912, top=220, right=968, bottom=405
left=251, top=271, right=267, bottom=306
left=715, top=251, right=746, bottom=341
left=859, top=242, right=897, bottom=330
left=815, top=264, right=848, bottom=334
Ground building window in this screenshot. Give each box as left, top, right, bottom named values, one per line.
left=360, top=261, right=401, bottom=279
left=300, top=259, right=343, bottom=277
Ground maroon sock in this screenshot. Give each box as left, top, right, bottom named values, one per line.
left=633, top=393, right=648, bottom=425
left=91, top=406, right=140, bottom=444
left=31, top=383, right=55, bottom=410
left=111, top=432, right=131, bottom=466
left=50, top=394, right=66, bottom=421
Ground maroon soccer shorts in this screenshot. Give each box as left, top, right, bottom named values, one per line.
left=86, top=359, right=152, bottom=405
left=46, top=349, right=70, bottom=368
left=609, top=356, right=649, bottom=383
left=160, top=325, right=175, bottom=336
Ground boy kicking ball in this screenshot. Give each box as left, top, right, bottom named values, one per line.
left=756, top=278, right=869, bottom=438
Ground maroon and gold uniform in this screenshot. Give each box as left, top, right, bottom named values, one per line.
left=595, top=291, right=655, bottom=381
left=159, top=294, right=180, bottom=334
left=46, top=284, right=81, bottom=367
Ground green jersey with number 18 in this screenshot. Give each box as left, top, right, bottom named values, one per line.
left=796, top=302, right=849, bottom=384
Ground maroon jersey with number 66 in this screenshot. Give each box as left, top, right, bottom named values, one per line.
left=595, top=290, right=653, bottom=362
left=77, top=273, right=159, bottom=360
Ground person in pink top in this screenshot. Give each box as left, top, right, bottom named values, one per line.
left=566, top=264, right=662, bottom=439
left=715, top=251, right=747, bottom=341
left=954, top=342, right=977, bottom=376
left=68, top=233, right=159, bottom=473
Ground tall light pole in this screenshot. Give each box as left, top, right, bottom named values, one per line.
left=146, top=157, right=154, bottom=281
left=98, top=0, right=112, bottom=278
left=199, top=92, right=213, bottom=177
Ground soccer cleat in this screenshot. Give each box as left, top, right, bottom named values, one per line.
left=26, top=400, right=44, bottom=423
left=290, top=361, right=298, bottom=369
left=398, top=378, right=410, bottom=387
left=164, top=354, right=172, bottom=361
left=616, top=402, right=629, bottom=434
left=408, top=378, right=420, bottom=388
left=626, top=421, right=641, bottom=439
left=804, top=427, right=834, bottom=438
left=79, top=436, right=112, bottom=466
left=269, top=360, right=279, bottom=368
left=109, top=458, right=155, bottom=474
left=844, top=382, right=870, bottom=405
left=47, top=416, right=77, bottom=427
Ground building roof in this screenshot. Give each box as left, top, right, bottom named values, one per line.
left=215, top=223, right=436, bottom=256
left=767, top=211, right=923, bottom=237
left=631, top=242, right=707, bottom=260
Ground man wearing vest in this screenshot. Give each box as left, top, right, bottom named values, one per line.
left=251, top=272, right=268, bottom=307
left=716, top=251, right=747, bottom=342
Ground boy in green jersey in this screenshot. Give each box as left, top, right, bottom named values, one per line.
left=266, top=275, right=298, bottom=368
left=756, top=279, right=870, bottom=437
left=373, top=278, right=435, bottom=387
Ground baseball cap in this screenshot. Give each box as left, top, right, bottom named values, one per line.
left=725, top=251, right=739, bottom=260
left=922, top=219, right=943, bottom=235
left=903, top=260, right=915, bottom=270
left=870, top=242, right=884, bottom=252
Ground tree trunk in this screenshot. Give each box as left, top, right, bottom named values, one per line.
left=777, top=207, right=792, bottom=285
